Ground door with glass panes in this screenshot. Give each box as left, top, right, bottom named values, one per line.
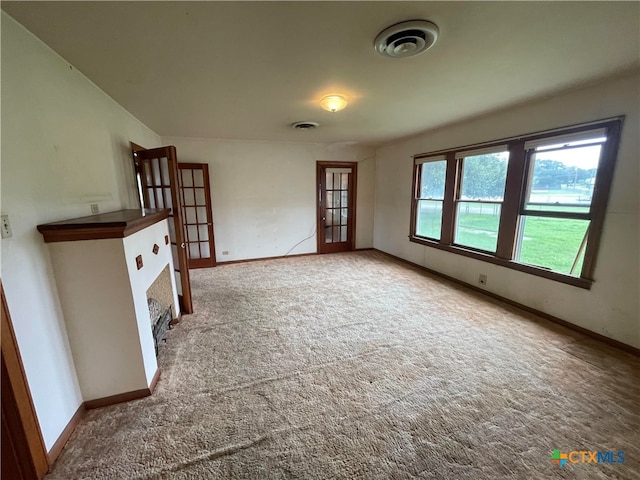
left=178, top=163, right=216, bottom=269
left=316, top=162, right=357, bottom=254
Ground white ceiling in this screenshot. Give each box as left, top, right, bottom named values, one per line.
left=3, top=1, right=639, bottom=147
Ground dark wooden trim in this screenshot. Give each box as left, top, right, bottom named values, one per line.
left=496, top=140, right=526, bottom=259
left=375, top=249, right=639, bottom=356
left=170, top=312, right=182, bottom=326
left=148, top=369, right=161, bottom=394
left=410, top=117, right=624, bottom=287
left=46, top=403, right=85, bottom=466
left=37, top=209, right=170, bottom=243
left=580, top=119, right=623, bottom=278
left=441, top=152, right=458, bottom=245
left=84, top=385, right=154, bottom=410
left=136, top=147, right=194, bottom=314
left=218, top=252, right=317, bottom=265
left=316, top=162, right=358, bottom=254
left=1, top=284, right=50, bottom=479
left=130, top=142, right=146, bottom=153
left=409, top=235, right=591, bottom=288
left=355, top=247, right=374, bottom=251
left=178, top=162, right=217, bottom=269
left=409, top=161, right=419, bottom=239
left=413, top=116, right=623, bottom=159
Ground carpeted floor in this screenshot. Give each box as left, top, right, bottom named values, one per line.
left=46, top=251, right=640, bottom=479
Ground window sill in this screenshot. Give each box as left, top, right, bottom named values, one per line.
left=409, top=235, right=593, bottom=289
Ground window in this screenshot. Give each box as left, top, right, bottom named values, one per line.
left=516, top=132, right=606, bottom=275
left=454, top=148, right=509, bottom=252
left=409, top=118, right=623, bottom=288
left=414, top=157, right=446, bottom=240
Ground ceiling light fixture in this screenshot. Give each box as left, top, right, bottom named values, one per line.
left=320, top=95, right=348, bottom=113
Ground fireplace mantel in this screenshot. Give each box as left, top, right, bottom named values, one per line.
left=38, top=209, right=179, bottom=408
left=37, top=209, right=170, bottom=243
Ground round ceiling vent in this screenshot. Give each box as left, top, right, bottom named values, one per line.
left=374, top=20, right=439, bottom=58
left=292, top=121, right=319, bottom=130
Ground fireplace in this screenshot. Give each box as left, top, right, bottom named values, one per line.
left=146, top=265, right=174, bottom=355
left=37, top=209, right=180, bottom=405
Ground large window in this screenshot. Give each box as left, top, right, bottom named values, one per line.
left=454, top=148, right=509, bottom=252
left=409, top=118, right=623, bottom=288
left=415, top=157, right=446, bottom=240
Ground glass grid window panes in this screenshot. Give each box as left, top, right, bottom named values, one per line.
left=409, top=119, right=622, bottom=286
left=415, top=159, right=446, bottom=240
left=514, top=130, right=606, bottom=275
left=524, top=139, right=604, bottom=214
left=454, top=151, right=509, bottom=252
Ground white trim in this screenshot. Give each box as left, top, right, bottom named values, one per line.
left=524, top=128, right=607, bottom=151
left=415, top=154, right=446, bottom=165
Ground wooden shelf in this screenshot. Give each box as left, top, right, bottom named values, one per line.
left=37, top=209, right=170, bottom=243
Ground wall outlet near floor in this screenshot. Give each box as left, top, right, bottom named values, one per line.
left=478, top=274, right=487, bottom=286
left=90, top=204, right=99, bottom=214
left=1, top=215, right=13, bottom=239
left=222, top=251, right=229, bottom=256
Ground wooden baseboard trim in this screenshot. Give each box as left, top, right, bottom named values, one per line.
left=171, top=312, right=182, bottom=326
left=148, top=369, right=161, bottom=394
left=47, top=403, right=85, bottom=466
left=47, top=370, right=161, bottom=466
left=84, top=385, right=153, bottom=410
left=375, top=249, right=640, bottom=357
left=217, top=252, right=317, bottom=265
left=355, top=247, right=374, bottom=251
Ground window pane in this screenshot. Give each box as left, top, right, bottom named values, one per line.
left=526, top=143, right=602, bottom=212
left=460, top=152, right=509, bottom=201
left=517, top=217, right=590, bottom=275
left=454, top=202, right=501, bottom=252
left=419, top=160, right=446, bottom=199
left=416, top=200, right=442, bottom=240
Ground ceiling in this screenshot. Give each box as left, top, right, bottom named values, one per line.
left=3, top=1, right=639, bottom=147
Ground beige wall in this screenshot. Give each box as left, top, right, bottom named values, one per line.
left=162, top=137, right=376, bottom=261
left=1, top=13, right=161, bottom=449
left=374, top=70, right=640, bottom=348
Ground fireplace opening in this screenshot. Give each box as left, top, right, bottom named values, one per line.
left=148, top=298, right=172, bottom=355
left=146, top=265, right=175, bottom=356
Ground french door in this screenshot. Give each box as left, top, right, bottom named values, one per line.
left=317, top=162, right=357, bottom=254
left=177, top=163, right=216, bottom=269
left=132, top=145, right=193, bottom=314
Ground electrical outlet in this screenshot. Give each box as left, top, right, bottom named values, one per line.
left=1, top=215, right=12, bottom=239
left=478, top=274, right=487, bottom=286
left=90, top=204, right=99, bottom=214
left=222, top=251, right=229, bottom=255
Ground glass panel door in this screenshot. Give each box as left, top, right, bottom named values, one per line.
left=317, top=162, right=357, bottom=254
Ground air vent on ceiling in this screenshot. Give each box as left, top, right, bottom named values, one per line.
left=292, top=121, right=319, bottom=130
left=374, top=20, right=439, bottom=58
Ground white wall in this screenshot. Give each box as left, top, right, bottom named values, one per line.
left=1, top=13, right=161, bottom=450
left=374, top=71, right=640, bottom=348
left=162, top=137, right=376, bottom=262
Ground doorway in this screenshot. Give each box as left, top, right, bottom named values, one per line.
left=132, top=144, right=193, bottom=314
left=316, top=162, right=357, bottom=254
left=177, top=163, right=217, bottom=269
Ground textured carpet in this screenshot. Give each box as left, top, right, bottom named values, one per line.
left=46, top=251, right=640, bottom=479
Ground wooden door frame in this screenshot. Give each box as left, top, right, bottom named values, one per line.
left=178, top=162, right=217, bottom=269
left=1, top=283, right=49, bottom=479
left=132, top=145, right=194, bottom=314
left=316, top=161, right=358, bottom=254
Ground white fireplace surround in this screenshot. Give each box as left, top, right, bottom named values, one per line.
left=39, top=210, right=179, bottom=404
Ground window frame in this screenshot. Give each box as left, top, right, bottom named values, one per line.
left=413, top=156, right=447, bottom=241
left=409, top=117, right=624, bottom=289
left=452, top=146, right=510, bottom=254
